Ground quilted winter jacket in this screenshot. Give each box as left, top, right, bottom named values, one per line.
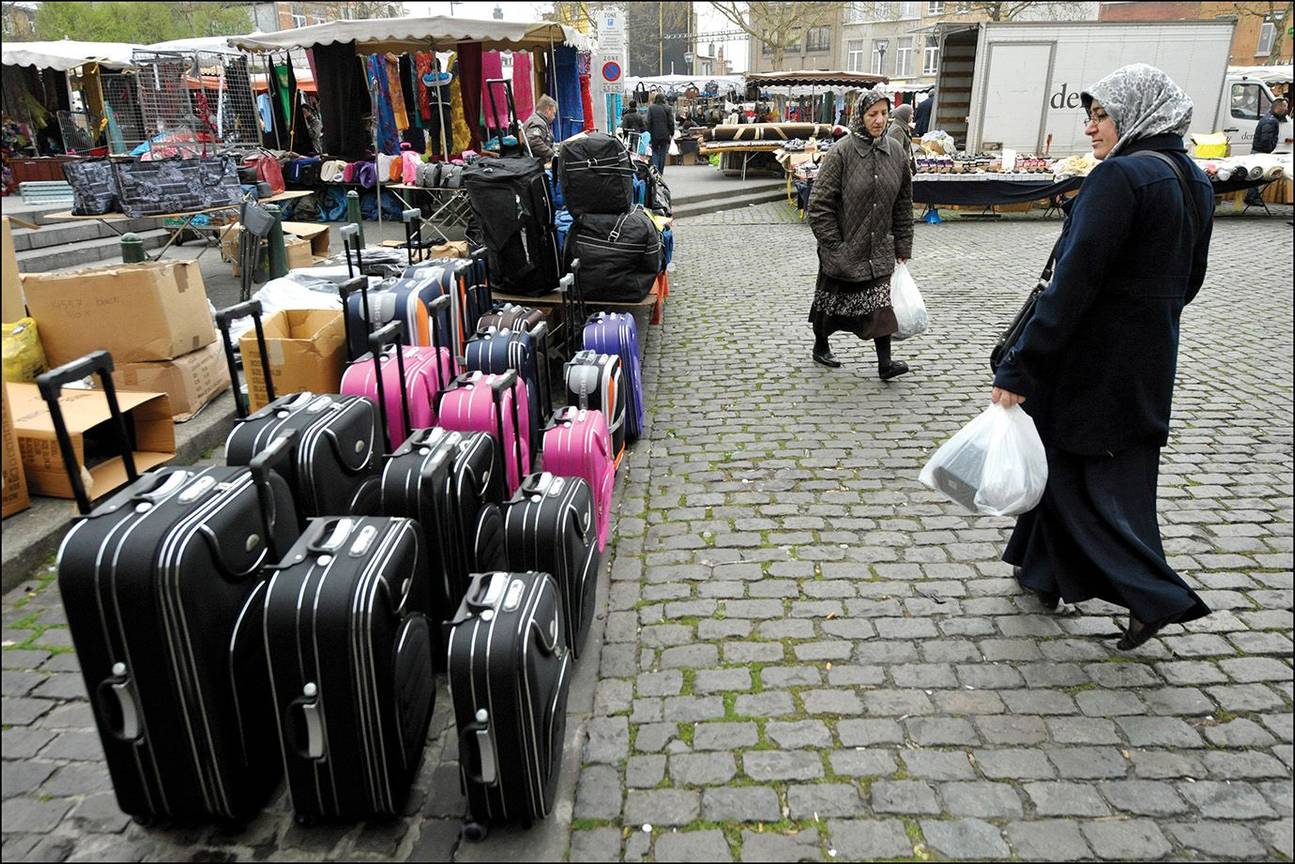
left=806, top=131, right=913, bottom=283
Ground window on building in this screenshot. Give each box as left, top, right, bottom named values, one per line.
left=847, top=38, right=866, bottom=71
left=927, top=1, right=945, bottom=14
left=923, top=35, right=940, bottom=74
left=898, top=1, right=919, bottom=18
left=872, top=39, right=890, bottom=75
left=808, top=26, right=832, bottom=52
left=291, top=13, right=306, bottom=27
left=844, top=2, right=868, bottom=23
left=340, top=5, right=353, bottom=19
left=1257, top=20, right=1276, bottom=55
left=895, top=36, right=914, bottom=77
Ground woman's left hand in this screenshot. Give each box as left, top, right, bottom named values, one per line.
left=897, top=257, right=909, bottom=264
left=991, top=387, right=1025, bottom=407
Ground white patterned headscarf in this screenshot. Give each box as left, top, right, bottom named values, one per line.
left=853, top=89, right=891, bottom=139
left=1081, top=63, right=1193, bottom=157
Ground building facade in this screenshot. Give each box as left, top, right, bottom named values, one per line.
left=746, top=5, right=848, bottom=73
left=251, top=2, right=405, bottom=32
left=1099, top=1, right=1293, bottom=66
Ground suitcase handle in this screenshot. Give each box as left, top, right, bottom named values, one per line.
left=35, top=351, right=138, bottom=515
left=459, top=712, right=498, bottom=785
left=248, top=429, right=298, bottom=562
left=426, top=293, right=453, bottom=392
left=285, top=687, right=326, bottom=760
left=368, top=320, right=413, bottom=452
left=531, top=320, right=553, bottom=421
left=402, top=208, right=420, bottom=267
left=341, top=222, right=363, bottom=279
left=336, top=275, right=372, bottom=363
left=557, top=270, right=576, bottom=359
left=95, top=663, right=142, bottom=741
left=490, top=372, right=524, bottom=488
left=215, top=300, right=276, bottom=419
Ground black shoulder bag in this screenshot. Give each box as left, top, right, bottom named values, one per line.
left=988, top=150, right=1200, bottom=372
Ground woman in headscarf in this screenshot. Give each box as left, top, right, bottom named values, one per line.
left=887, top=102, right=917, bottom=174
left=991, top=63, right=1214, bottom=649
left=805, top=89, right=913, bottom=377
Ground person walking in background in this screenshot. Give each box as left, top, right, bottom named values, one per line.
left=523, top=95, right=558, bottom=165
left=805, top=89, right=913, bottom=378
left=1245, top=96, right=1287, bottom=207
left=647, top=94, right=675, bottom=174
left=887, top=103, right=917, bottom=174
left=913, top=88, right=934, bottom=137
left=621, top=100, right=646, bottom=134
left=991, top=63, right=1213, bottom=650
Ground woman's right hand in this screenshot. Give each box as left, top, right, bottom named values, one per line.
left=992, top=387, right=1026, bottom=408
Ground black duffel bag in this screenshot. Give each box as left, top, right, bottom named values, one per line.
left=555, top=132, right=635, bottom=216
left=565, top=206, right=661, bottom=304
left=115, top=157, right=242, bottom=217
left=462, top=157, right=560, bottom=296
left=63, top=159, right=120, bottom=215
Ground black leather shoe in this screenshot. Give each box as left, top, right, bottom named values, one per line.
left=813, top=349, right=841, bottom=368
left=1117, top=614, right=1165, bottom=651
left=1013, top=566, right=1059, bottom=610
left=878, top=360, right=909, bottom=380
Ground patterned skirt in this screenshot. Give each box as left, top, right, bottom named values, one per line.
left=808, top=268, right=898, bottom=340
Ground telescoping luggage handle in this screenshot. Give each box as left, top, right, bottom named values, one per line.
left=215, top=299, right=278, bottom=419
left=247, top=428, right=298, bottom=563
left=368, top=320, right=413, bottom=455
left=35, top=351, right=138, bottom=516
left=483, top=77, right=531, bottom=159
left=336, top=275, right=374, bottom=363
left=341, top=222, right=364, bottom=279
left=402, top=208, right=421, bottom=267
left=557, top=257, right=585, bottom=358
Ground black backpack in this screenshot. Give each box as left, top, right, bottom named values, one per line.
left=555, top=133, right=635, bottom=216
left=462, top=157, right=560, bottom=297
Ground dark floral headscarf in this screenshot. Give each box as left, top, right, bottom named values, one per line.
left=1081, top=63, right=1193, bottom=157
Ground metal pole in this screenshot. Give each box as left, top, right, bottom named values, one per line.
left=549, top=34, right=559, bottom=140
left=369, top=73, right=383, bottom=242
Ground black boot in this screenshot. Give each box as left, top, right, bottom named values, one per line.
left=875, top=337, right=909, bottom=380
left=1013, top=566, right=1059, bottom=610
left=813, top=336, right=841, bottom=368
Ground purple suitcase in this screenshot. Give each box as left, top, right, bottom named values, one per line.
left=582, top=312, right=643, bottom=441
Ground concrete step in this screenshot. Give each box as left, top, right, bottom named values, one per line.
left=672, top=185, right=788, bottom=219
left=1, top=200, right=71, bottom=227
left=10, top=217, right=163, bottom=251
left=672, top=180, right=785, bottom=208
left=15, top=229, right=171, bottom=273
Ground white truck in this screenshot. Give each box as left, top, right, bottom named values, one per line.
left=929, top=20, right=1285, bottom=157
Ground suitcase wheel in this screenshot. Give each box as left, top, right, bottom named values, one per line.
left=132, top=814, right=156, bottom=827
left=461, top=820, right=488, bottom=842
left=294, top=812, right=317, bottom=828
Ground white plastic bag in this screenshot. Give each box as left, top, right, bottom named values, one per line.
left=890, top=261, right=928, bottom=341
left=918, top=403, right=1048, bottom=516
left=668, top=136, right=681, bottom=156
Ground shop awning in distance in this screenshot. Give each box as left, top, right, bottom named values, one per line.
left=745, top=70, right=889, bottom=89
left=1, top=40, right=143, bottom=71
left=227, top=14, right=586, bottom=55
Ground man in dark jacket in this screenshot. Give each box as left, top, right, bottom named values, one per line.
left=1245, top=96, right=1286, bottom=205
left=622, top=100, right=646, bottom=134
left=523, top=95, right=558, bottom=165
left=913, top=89, right=934, bottom=136
left=646, top=94, right=675, bottom=174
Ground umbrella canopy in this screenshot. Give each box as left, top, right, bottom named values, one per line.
left=228, top=14, right=584, bottom=55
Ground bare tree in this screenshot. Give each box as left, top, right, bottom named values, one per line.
left=952, top=1, right=1091, bottom=20
left=546, top=1, right=599, bottom=31
left=707, top=1, right=847, bottom=69
left=1229, top=1, right=1293, bottom=64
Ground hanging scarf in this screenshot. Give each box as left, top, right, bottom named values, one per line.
left=457, top=42, right=483, bottom=152
left=447, top=53, right=471, bottom=157
left=578, top=51, right=594, bottom=133
left=365, top=54, right=400, bottom=154
left=1081, top=63, right=1193, bottom=158
left=385, top=54, right=409, bottom=131
left=512, top=52, right=535, bottom=122
left=415, top=51, right=435, bottom=123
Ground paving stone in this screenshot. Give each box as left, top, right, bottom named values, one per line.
left=788, top=783, right=866, bottom=819
left=654, top=828, right=733, bottom=862
left=733, top=691, right=794, bottom=718
left=1045, top=717, right=1122, bottom=745
left=739, top=829, right=821, bottom=863
left=38, top=761, right=112, bottom=797
left=1, top=796, right=74, bottom=833
left=1097, top=779, right=1191, bottom=816
left=826, top=819, right=912, bottom=859
left=638, top=670, right=684, bottom=697
left=585, top=716, right=630, bottom=764
left=1045, top=746, right=1129, bottom=779
left=693, top=667, right=751, bottom=693
left=669, top=752, right=737, bottom=786
left=940, top=781, right=1025, bottom=818
left=1, top=759, right=56, bottom=798
left=765, top=720, right=831, bottom=749
left=759, top=665, right=821, bottom=688
left=1024, top=781, right=1112, bottom=816
left=905, top=716, right=979, bottom=745
left=1115, top=716, right=1206, bottom=748
left=570, top=827, right=624, bottom=863
left=920, top=818, right=1011, bottom=860
left=973, top=715, right=1047, bottom=745
left=0, top=727, right=56, bottom=760
left=972, top=748, right=1056, bottom=779
left=742, top=750, right=823, bottom=782
left=1203, top=717, right=1279, bottom=748
left=1201, top=749, right=1290, bottom=779
left=900, top=749, right=976, bottom=780
left=1178, top=779, right=1278, bottom=818
left=659, top=644, right=720, bottom=669
left=0, top=697, right=55, bottom=726
left=692, top=722, right=758, bottom=751
left=1080, top=819, right=1173, bottom=860
left=800, top=688, right=862, bottom=716
left=702, top=786, right=782, bottom=823
left=623, top=789, right=700, bottom=826
left=837, top=718, right=904, bottom=746
left=1259, top=819, right=1294, bottom=859
left=627, top=755, right=667, bottom=788
left=1166, top=820, right=1268, bottom=859
left=1004, top=820, right=1092, bottom=861
left=827, top=748, right=896, bottom=777
left=663, top=695, right=726, bottom=722
left=869, top=779, right=940, bottom=814
left=635, top=722, right=680, bottom=753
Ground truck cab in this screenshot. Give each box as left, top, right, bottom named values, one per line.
left=1223, top=69, right=1288, bottom=155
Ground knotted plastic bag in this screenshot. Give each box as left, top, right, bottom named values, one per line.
left=2, top=318, right=47, bottom=383
left=890, top=261, right=928, bottom=341
left=919, top=403, right=1047, bottom=516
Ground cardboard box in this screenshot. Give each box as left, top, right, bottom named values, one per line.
left=281, top=222, right=330, bottom=257
left=240, top=309, right=345, bottom=412
left=22, top=261, right=215, bottom=367
left=8, top=382, right=175, bottom=501
left=285, top=235, right=313, bottom=270
left=2, top=382, right=30, bottom=517
left=111, top=340, right=230, bottom=422
left=2, top=216, right=24, bottom=322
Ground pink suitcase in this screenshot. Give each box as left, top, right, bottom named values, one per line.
left=340, top=288, right=457, bottom=450
left=542, top=406, right=615, bottom=551
left=437, top=370, right=531, bottom=496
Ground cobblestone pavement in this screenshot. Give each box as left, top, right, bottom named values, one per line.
left=3, top=202, right=1292, bottom=862
left=567, top=203, right=1293, bottom=862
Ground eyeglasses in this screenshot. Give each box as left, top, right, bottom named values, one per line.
left=1085, top=109, right=1110, bottom=127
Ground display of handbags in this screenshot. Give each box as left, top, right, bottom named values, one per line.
left=72, top=157, right=242, bottom=217
left=62, top=159, right=119, bottom=215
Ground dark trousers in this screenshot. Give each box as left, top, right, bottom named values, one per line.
left=651, top=141, right=668, bottom=174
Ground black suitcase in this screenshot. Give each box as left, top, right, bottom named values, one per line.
left=37, top=351, right=300, bottom=823
left=493, top=472, right=598, bottom=658
left=363, top=321, right=508, bottom=633
left=217, top=300, right=382, bottom=524
left=264, top=515, right=436, bottom=823
left=448, top=571, right=572, bottom=837
left=464, top=322, right=553, bottom=462
left=555, top=132, right=635, bottom=216
left=564, top=207, right=662, bottom=304
left=462, top=157, right=560, bottom=297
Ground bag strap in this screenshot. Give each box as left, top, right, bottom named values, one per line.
left=1130, top=150, right=1200, bottom=240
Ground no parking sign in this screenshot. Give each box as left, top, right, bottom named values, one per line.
left=601, top=60, right=622, bottom=84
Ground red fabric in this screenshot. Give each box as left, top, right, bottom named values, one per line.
left=512, top=52, right=534, bottom=122
left=457, top=41, right=483, bottom=152
left=580, top=73, right=594, bottom=132
left=481, top=50, right=506, bottom=129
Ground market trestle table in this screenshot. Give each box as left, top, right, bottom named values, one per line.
left=385, top=184, right=473, bottom=245
left=44, top=190, right=314, bottom=262
left=698, top=141, right=784, bottom=181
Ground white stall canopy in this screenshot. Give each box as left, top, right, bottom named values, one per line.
left=2, top=40, right=142, bottom=71
left=227, top=15, right=584, bottom=54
